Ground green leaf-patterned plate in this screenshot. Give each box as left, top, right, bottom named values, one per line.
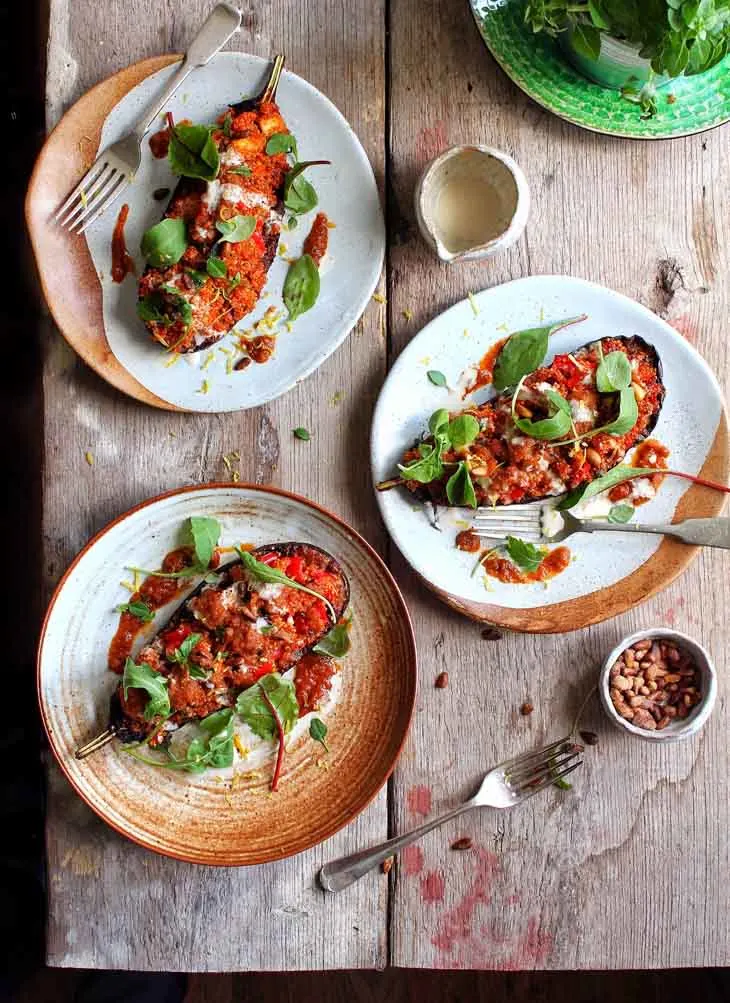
left=469, top=0, right=730, bottom=139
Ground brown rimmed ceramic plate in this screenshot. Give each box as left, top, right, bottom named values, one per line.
left=37, top=484, right=416, bottom=865
left=25, top=53, right=385, bottom=412
left=371, top=276, right=729, bottom=633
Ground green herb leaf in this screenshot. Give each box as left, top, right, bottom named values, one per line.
left=601, top=387, right=639, bottom=436
left=555, top=466, right=656, bottom=510
left=235, top=549, right=337, bottom=623
left=596, top=350, right=632, bottom=393
left=188, top=516, right=221, bottom=569
left=185, top=268, right=209, bottom=288
left=447, top=414, right=480, bottom=449
left=168, top=123, right=220, bottom=181
left=505, top=536, right=543, bottom=573
left=125, top=708, right=234, bottom=773
left=608, top=503, right=635, bottom=524
left=427, top=370, right=447, bottom=387
left=492, top=315, right=587, bottom=391
left=293, top=427, right=311, bottom=441
left=428, top=409, right=450, bottom=435
left=309, top=717, right=329, bottom=751
left=511, top=379, right=573, bottom=441
left=228, top=165, right=252, bottom=176
left=168, top=633, right=206, bottom=678
left=221, top=112, right=232, bottom=138
left=283, top=161, right=329, bottom=215
left=265, top=132, right=298, bottom=158
left=137, top=286, right=192, bottom=331
left=228, top=273, right=242, bottom=292
left=215, top=214, right=256, bottom=244
left=122, top=658, right=170, bottom=721
left=571, top=21, right=601, bottom=60
left=206, top=256, right=228, bottom=279
left=312, top=622, right=351, bottom=658
left=140, top=217, right=188, bottom=269
left=283, top=254, right=320, bottom=321
left=235, top=672, right=299, bottom=739
left=446, top=461, right=477, bottom=509
left=398, top=440, right=445, bottom=484
left=115, top=599, right=154, bottom=623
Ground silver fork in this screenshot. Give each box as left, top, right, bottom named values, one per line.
left=318, top=738, right=582, bottom=892
left=54, top=2, right=241, bottom=233
left=472, top=506, right=730, bottom=550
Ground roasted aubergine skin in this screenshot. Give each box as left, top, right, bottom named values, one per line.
left=402, top=335, right=665, bottom=508
left=137, top=98, right=288, bottom=354
left=111, top=542, right=349, bottom=743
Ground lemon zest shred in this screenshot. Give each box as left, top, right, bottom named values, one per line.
left=164, top=353, right=181, bottom=368
left=84, top=451, right=94, bottom=466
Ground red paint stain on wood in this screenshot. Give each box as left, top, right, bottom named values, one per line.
left=671, top=314, right=698, bottom=343
left=430, top=847, right=554, bottom=970
left=421, top=870, right=445, bottom=903
left=665, top=607, right=677, bottom=626
left=416, top=120, right=448, bottom=160
left=402, top=844, right=424, bottom=876
left=407, top=785, right=432, bottom=816
left=431, top=848, right=499, bottom=953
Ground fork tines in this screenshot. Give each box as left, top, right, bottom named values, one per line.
left=472, top=504, right=544, bottom=542
left=504, top=741, right=583, bottom=798
left=54, top=161, right=128, bottom=234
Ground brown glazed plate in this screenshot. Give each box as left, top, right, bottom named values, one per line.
left=372, top=277, right=729, bottom=633
left=37, top=484, right=416, bottom=865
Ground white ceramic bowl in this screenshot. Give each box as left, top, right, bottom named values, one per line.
left=414, top=144, right=530, bottom=263
left=599, top=628, right=717, bottom=743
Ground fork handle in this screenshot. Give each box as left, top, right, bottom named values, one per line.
left=577, top=517, right=730, bottom=549
left=132, top=3, right=241, bottom=139
left=318, top=800, right=476, bottom=892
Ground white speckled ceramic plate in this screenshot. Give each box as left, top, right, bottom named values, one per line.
left=37, top=484, right=416, bottom=865
left=371, top=276, right=728, bottom=633
left=27, top=53, right=384, bottom=412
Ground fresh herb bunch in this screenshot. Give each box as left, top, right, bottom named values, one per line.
left=524, top=0, right=730, bottom=80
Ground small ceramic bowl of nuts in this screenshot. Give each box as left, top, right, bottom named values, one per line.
left=599, top=628, right=717, bottom=742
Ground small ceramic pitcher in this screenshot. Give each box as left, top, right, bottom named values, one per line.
left=414, top=145, right=530, bottom=264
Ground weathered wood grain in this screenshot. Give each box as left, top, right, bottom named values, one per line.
left=387, top=0, right=730, bottom=970
left=42, top=0, right=387, bottom=972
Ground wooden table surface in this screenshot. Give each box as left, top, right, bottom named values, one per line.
left=42, top=0, right=730, bottom=973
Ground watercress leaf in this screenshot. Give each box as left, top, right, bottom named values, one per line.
left=492, top=315, right=587, bottom=391
left=236, top=672, right=299, bottom=739
left=312, top=623, right=351, bottom=658
left=206, top=256, right=228, bottom=278
left=283, top=254, right=320, bottom=321
left=115, top=599, right=154, bottom=622
left=283, top=160, right=329, bottom=214
left=446, top=461, right=477, bottom=509
left=556, top=465, right=656, bottom=510
left=600, top=386, right=639, bottom=435
left=140, top=217, right=188, bottom=268
left=215, top=214, right=256, bottom=243
left=185, top=268, right=208, bottom=288
left=188, top=516, right=221, bottom=569
left=543, top=388, right=572, bottom=416
left=447, top=414, right=480, bottom=449
left=608, top=503, right=635, bottom=523
left=168, top=123, right=220, bottom=181
left=428, top=409, right=450, bottom=435
left=427, top=370, right=447, bottom=387
left=310, top=717, right=329, bottom=751
left=235, top=549, right=337, bottom=622
left=596, top=351, right=632, bottom=392
left=122, top=658, right=170, bottom=721
left=265, top=131, right=298, bottom=158
left=505, top=536, right=543, bottom=573
left=398, top=441, right=444, bottom=484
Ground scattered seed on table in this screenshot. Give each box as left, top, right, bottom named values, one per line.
left=451, top=837, right=473, bottom=851
left=435, top=672, right=449, bottom=689
left=520, top=702, right=534, bottom=716
left=381, top=856, right=394, bottom=874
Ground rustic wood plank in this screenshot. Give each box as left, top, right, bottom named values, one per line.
left=42, top=0, right=387, bottom=971
left=388, top=0, right=730, bottom=970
